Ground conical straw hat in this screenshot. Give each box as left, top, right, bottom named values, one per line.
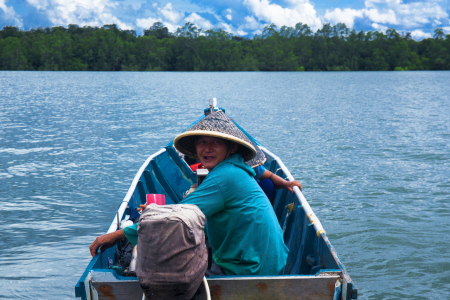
left=245, top=141, right=266, bottom=168
left=174, top=111, right=256, bottom=161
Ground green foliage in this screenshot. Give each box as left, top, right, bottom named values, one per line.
left=434, top=28, right=444, bottom=40
left=0, top=23, right=449, bottom=71
left=144, top=22, right=170, bottom=39
left=0, top=37, right=30, bottom=70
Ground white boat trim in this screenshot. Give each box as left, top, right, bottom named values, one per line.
left=261, top=147, right=326, bottom=237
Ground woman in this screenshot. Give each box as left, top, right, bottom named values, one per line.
left=90, top=111, right=288, bottom=276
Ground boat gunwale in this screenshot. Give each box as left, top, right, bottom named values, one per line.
left=261, top=147, right=326, bottom=237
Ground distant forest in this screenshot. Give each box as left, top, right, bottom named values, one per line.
left=0, top=22, right=449, bottom=71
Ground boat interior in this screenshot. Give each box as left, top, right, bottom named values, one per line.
left=75, top=116, right=357, bottom=300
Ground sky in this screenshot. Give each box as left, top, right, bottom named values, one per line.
left=0, top=0, right=449, bottom=40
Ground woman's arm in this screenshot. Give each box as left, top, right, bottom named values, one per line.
left=259, top=170, right=302, bottom=193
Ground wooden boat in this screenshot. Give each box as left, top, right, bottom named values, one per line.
left=75, top=107, right=358, bottom=300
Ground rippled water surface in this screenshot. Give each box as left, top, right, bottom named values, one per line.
left=0, top=71, right=449, bottom=299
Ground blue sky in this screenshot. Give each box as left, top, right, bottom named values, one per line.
left=1, top=0, right=449, bottom=39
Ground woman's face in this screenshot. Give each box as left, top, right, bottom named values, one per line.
left=195, top=136, right=237, bottom=171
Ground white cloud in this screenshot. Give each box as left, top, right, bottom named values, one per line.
left=1, top=0, right=23, bottom=27
left=365, top=0, right=401, bottom=5
left=10, top=0, right=448, bottom=38
left=397, top=2, right=447, bottom=26
left=363, top=0, right=447, bottom=27
left=364, top=0, right=375, bottom=9
left=243, top=0, right=322, bottom=31
left=185, top=12, right=213, bottom=29
left=218, top=22, right=234, bottom=33
left=214, top=22, right=245, bottom=36
left=136, top=16, right=161, bottom=29
left=26, top=0, right=49, bottom=10
left=363, top=8, right=398, bottom=24
left=225, top=8, right=232, bottom=21
left=371, top=22, right=388, bottom=32
left=237, top=29, right=247, bottom=35
left=241, top=15, right=261, bottom=30
left=165, top=23, right=179, bottom=33
left=25, top=0, right=133, bottom=29
left=128, top=0, right=147, bottom=11
left=410, top=29, right=431, bottom=39
left=324, top=8, right=364, bottom=28
left=324, top=0, right=447, bottom=32
left=160, top=3, right=184, bottom=24
left=236, top=16, right=264, bottom=36
left=135, top=2, right=186, bottom=32
left=442, top=27, right=450, bottom=34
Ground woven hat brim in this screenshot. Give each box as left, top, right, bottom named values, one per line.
left=245, top=144, right=266, bottom=168
left=174, top=130, right=257, bottom=161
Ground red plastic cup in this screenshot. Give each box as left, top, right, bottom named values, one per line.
left=190, top=163, right=204, bottom=172
left=146, top=194, right=166, bottom=205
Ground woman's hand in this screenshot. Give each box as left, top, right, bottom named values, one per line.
left=137, top=204, right=147, bottom=212
left=262, top=170, right=303, bottom=193
left=183, top=183, right=198, bottom=198
left=89, top=229, right=125, bottom=257
left=284, top=180, right=302, bottom=193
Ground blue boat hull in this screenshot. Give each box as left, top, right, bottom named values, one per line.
left=75, top=110, right=357, bottom=300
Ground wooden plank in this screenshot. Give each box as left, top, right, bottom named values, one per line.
left=202, top=275, right=340, bottom=300
left=91, top=281, right=143, bottom=300
left=90, top=271, right=339, bottom=300
left=91, top=272, right=142, bottom=300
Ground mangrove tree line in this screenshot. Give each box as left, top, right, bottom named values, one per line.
left=0, top=22, right=449, bottom=71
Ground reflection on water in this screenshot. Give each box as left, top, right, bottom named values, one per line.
left=0, top=71, right=449, bottom=299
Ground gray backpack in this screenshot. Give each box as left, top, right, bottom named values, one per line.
left=136, top=204, right=208, bottom=300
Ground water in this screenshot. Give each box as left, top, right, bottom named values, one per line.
left=0, top=71, right=449, bottom=299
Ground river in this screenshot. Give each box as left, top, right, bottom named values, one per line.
left=0, top=71, right=449, bottom=299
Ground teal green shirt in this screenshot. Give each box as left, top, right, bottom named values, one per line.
left=123, top=223, right=138, bottom=246
left=124, top=154, right=288, bottom=276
